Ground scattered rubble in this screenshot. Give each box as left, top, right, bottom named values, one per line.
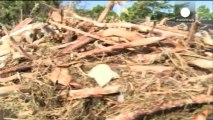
left=0, top=6, right=212, bottom=120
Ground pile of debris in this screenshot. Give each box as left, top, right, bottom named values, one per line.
left=0, top=8, right=212, bottom=120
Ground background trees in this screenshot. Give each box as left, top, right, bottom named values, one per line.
left=197, top=5, right=213, bottom=20
left=0, top=1, right=212, bottom=27
left=120, top=1, right=172, bottom=22
left=75, top=5, right=117, bottom=20
left=0, top=1, right=60, bottom=26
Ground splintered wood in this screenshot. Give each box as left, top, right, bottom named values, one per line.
left=0, top=85, right=29, bottom=96
left=0, top=6, right=213, bottom=120
left=107, top=95, right=213, bottom=120
left=67, top=85, right=120, bottom=99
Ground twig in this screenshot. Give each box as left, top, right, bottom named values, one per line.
left=62, top=9, right=186, bottom=37
left=3, top=118, right=27, bottom=120
left=29, top=3, right=39, bottom=17
left=159, top=17, right=169, bottom=25
left=187, top=21, right=199, bottom=42
left=179, top=52, right=213, bottom=60
left=107, top=94, right=213, bottom=120
left=149, top=21, right=157, bottom=35
left=66, top=85, right=121, bottom=99
left=1, top=23, right=32, bottom=60
left=66, top=11, right=186, bottom=37
left=128, top=65, right=174, bottom=73
left=49, top=20, right=117, bottom=45
left=76, top=43, right=128, bottom=59
left=20, top=8, right=23, bottom=21
left=49, top=20, right=100, bottom=39
left=50, top=41, right=77, bottom=49
left=0, top=63, right=33, bottom=75
left=9, top=36, right=32, bottom=60
left=187, top=15, right=200, bottom=42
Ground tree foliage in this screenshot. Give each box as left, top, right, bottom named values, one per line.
left=197, top=5, right=213, bottom=20
left=75, top=5, right=118, bottom=21
left=90, top=5, right=118, bottom=20
left=120, top=1, right=173, bottom=22
left=173, top=2, right=189, bottom=18
left=0, top=1, right=60, bottom=26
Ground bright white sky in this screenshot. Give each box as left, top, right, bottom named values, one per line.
left=62, top=1, right=213, bottom=14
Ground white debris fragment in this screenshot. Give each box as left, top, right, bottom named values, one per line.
left=88, top=64, right=120, bottom=87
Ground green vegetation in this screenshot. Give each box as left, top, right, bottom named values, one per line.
left=173, top=2, right=189, bottom=18
left=0, top=1, right=60, bottom=26
left=75, top=5, right=118, bottom=21
left=120, top=1, right=173, bottom=22
left=197, top=5, right=213, bottom=20
left=0, top=1, right=212, bottom=26
left=74, top=1, right=208, bottom=23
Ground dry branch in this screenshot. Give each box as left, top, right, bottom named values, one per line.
left=49, top=20, right=117, bottom=46
left=156, top=25, right=188, bottom=36
left=49, top=20, right=100, bottom=40
left=0, top=23, right=46, bottom=42
left=0, top=63, right=33, bottom=75
left=77, top=36, right=168, bottom=59
left=159, top=17, right=169, bottom=25
left=67, top=85, right=120, bottom=99
left=10, top=18, right=32, bottom=33
left=62, top=9, right=186, bottom=37
left=0, top=85, right=29, bottom=95
left=100, top=28, right=145, bottom=41
left=0, top=73, right=20, bottom=83
left=97, top=1, right=114, bottom=22
left=51, top=41, right=77, bottom=49
left=192, top=107, right=213, bottom=120
left=9, top=36, right=32, bottom=60
left=129, top=65, right=174, bottom=73
left=69, top=13, right=186, bottom=37
left=59, top=36, right=94, bottom=55
left=107, top=95, right=213, bottom=120
left=187, top=21, right=199, bottom=42
left=1, top=5, right=211, bottom=120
